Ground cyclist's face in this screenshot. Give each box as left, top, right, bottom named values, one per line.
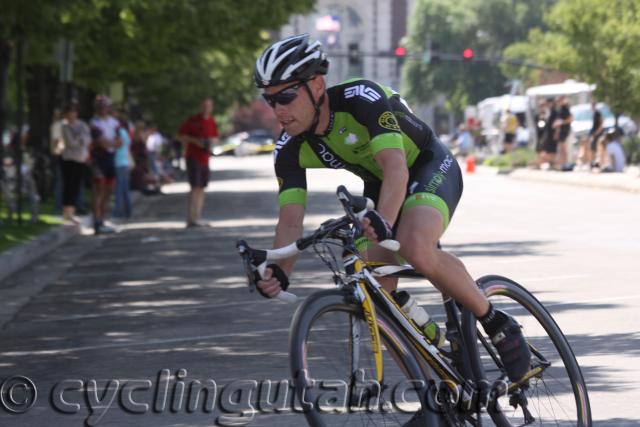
left=263, top=78, right=320, bottom=136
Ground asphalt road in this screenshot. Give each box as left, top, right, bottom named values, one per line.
left=0, top=155, right=638, bottom=426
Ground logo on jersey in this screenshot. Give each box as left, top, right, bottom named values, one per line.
left=339, top=127, right=347, bottom=134
left=378, top=112, right=401, bottom=131
left=273, top=132, right=292, bottom=162
left=344, top=85, right=382, bottom=103
left=317, top=143, right=345, bottom=169
left=345, top=133, right=359, bottom=145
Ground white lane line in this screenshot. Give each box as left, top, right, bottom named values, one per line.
left=1, top=328, right=292, bottom=357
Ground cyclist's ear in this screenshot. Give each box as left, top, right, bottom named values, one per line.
left=309, top=75, right=326, bottom=98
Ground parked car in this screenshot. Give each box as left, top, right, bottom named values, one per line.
left=233, top=129, right=276, bottom=156
left=212, top=132, right=245, bottom=156
left=571, top=103, right=637, bottom=139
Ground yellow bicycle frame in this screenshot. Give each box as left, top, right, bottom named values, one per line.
left=359, top=260, right=463, bottom=389
left=353, top=258, right=385, bottom=383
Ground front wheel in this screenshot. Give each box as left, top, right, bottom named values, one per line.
left=289, top=288, right=443, bottom=426
left=461, top=275, right=592, bottom=426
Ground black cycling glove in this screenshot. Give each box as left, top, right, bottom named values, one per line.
left=256, top=263, right=290, bottom=299
left=363, top=210, right=394, bottom=241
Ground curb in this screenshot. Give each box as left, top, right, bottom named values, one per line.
left=0, top=222, right=81, bottom=284
left=508, top=168, right=640, bottom=193
left=474, top=166, right=640, bottom=193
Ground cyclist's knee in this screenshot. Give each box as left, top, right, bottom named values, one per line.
left=399, top=237, right=439, bottom=276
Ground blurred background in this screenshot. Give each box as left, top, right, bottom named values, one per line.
left=1, top=0, right=639, bottom=207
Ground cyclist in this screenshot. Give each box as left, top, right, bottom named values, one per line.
left=254, top=34, right=531, bottom=385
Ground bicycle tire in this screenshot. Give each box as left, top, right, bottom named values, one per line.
left=461, top=275, right=592, bottom=426
left=289, top=288, right=444, bottom=426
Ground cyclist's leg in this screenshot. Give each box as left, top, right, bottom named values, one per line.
left=397, top=140, right=531, bottom=382
left=396, top=139, right=487, bottom=315
left=360, top=181, right=400, bottom=293
left=395, top=205, right=488, bottom=316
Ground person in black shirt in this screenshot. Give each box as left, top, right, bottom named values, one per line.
left=541, top=97, right=558, bottom=168
left=556, top=96, right=573, bottom=170
left=588, top=101, right=604, bottom=167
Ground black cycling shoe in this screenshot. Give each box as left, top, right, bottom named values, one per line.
left=490, top=315, right=532, bottom=383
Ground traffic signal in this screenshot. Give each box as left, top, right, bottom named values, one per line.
left=348, top=43, right=360, bottom=66
left=462, top=48, right=474, bottom=60
left=394, top=46, right=407, bottom=69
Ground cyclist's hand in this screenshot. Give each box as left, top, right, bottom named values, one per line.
left=362, top=210, right=393, bottom=243
left=256, top=264, right=289, bottom=299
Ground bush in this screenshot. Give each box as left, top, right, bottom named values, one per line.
left=483, top=148, right=536, bottom=170
left=623, top=136, right=640, bottom=165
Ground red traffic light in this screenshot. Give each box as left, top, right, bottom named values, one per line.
left=395, top=46, right=407, bottom=57
left=462, top=48, right=474, bottom=59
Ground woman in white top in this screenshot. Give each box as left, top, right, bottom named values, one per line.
left=60, top=104, right=91, bottom=224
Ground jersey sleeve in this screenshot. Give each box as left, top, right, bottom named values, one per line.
left=274, top=133, right=307, bottom=207
left=342, top=80, right=404, bottom=156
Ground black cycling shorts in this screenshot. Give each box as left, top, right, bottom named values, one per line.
left=364, top=138, right=463, bottom=230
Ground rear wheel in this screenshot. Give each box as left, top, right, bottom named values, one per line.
left=461, top=276, right=592, bottom=426
left=289, top=289, right=442, bottom=426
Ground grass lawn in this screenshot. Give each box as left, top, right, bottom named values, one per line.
left=0, top=200, right=64, bottom=253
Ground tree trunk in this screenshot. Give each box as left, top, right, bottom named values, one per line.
left=25, top=64, right=58, bottom=200
left=0, top=38, right=11, bottom=182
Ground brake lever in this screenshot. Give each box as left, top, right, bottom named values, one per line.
left=236, top=240, right=298, bottom=303
left=335, top=186, right=400, bottom=252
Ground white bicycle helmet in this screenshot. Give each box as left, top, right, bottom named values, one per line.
left=254, top=33, right=329, bottom=88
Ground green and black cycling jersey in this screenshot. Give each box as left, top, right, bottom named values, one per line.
left=274, top=78, right=463, bottom=229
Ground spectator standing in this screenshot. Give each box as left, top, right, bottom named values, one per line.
left=177, top=97, right=219, bottom=228
left=589, top=101, right=604, bottom=168
left=50, top=109, right=65, bottom=213
left=145, top=123, right=164, bottom=184
left=556, top=96, right=573, bottom=170
left=501, top=108, right=518, bottom=154
left=90, top=96, right=120, bottom=234
left=113, top=111, right=133, bottom=219
left=59, top=104, right=91, bottom=224
left=453, top=123, right=473, bottom=158
left=541, top=97, right=559, bottom=169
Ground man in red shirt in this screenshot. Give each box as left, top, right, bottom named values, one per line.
left=178, top=97, right=219, bottom=227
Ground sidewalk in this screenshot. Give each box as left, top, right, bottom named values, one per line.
left=0, top=190, right=145, bottom=284
left=477, top=165, right=640, bottom=193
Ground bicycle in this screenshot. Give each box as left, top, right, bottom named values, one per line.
left=237, top=186, right=592, bottom=426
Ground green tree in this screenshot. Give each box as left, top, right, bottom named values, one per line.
left=0, top=0, right=314, bottom=197
left=504, top=0, right=640, bottom=118
left=403, top=0, right=555, bottom=110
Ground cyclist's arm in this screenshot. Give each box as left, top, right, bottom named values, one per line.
left=264, top=132, right=308, bottom=286
left=274, top=203, right=305, bottom=275
left=374, top=148, right=408, bottom=226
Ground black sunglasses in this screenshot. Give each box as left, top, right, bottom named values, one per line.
left=262, top=83, right=302, bottom=108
